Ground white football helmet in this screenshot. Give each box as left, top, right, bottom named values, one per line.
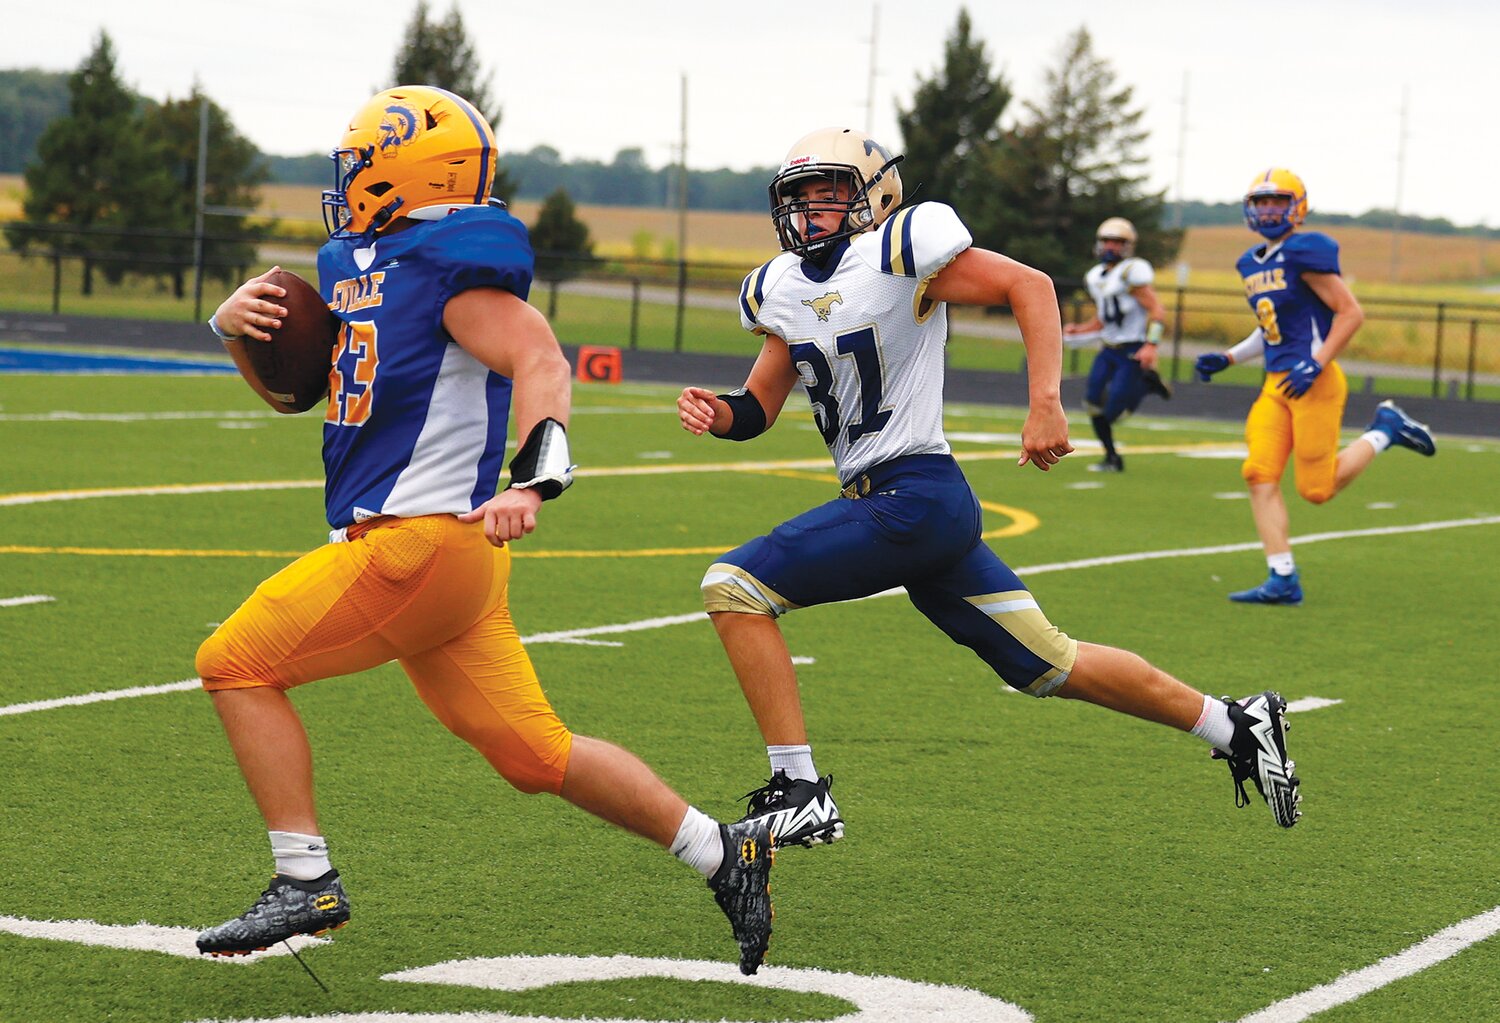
left=769, top=127, right=904, bottom=259
left=1094, top=217, right=1137, bottom=263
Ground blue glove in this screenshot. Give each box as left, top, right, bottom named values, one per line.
left=1194, top=353, right=1230, bottom=382
left=1278, top=358, right=1322, bottom=398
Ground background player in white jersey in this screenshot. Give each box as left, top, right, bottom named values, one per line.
left=194, top=86, right=773, bottom=975
left=678, top=128, right=1304, bottom=845
left=1062, top=218, right=1171, bottom=472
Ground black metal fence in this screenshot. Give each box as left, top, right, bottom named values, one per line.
left=5, top=222, right=1499, bottom=400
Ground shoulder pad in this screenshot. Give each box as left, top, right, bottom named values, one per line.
left=861, top=201, right=972, bottom=279
left=1123, top=258, right=1155, bottom=287
left=414, top=206, right=535, bottom=301
left=1287, top=231, right=1340, bottom=274
left=738, top=253, right=799, bottom=332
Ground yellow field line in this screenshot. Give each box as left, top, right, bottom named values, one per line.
left=0, top=441, right=1233, bottom=559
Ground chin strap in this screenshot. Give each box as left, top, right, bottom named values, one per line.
left=507, top=417, right=575, bottom=500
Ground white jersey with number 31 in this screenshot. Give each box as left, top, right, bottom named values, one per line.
left=738, top=201, right=973, bottom=484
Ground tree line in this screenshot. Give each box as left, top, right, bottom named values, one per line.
left=7, top=4, right=1492, bottom=300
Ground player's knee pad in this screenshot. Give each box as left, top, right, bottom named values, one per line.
left=195, top=630, right=279, bottom=692
left=1296, top=480, right=1335, bottom=505
left=1241, top=457, right=1282, bottom=487
left=701, top=562, right=794, bottom=617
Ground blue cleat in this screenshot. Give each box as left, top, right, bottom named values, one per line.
left=1229, top=569, right=1303, bottom=605
left=1370, top=400, right=1436, bottom=456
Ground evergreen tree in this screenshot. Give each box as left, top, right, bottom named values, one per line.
left=0, top=69, right=70, bottom=174
left=1010, top=26, right=1178, bottom=274
left=389, top=0, right=516, bottom=201
left=133, top=87, right=270, bottom=296
left=6, top=32, right=164, bottom=295
left=894, top=8, right=1011, bottom=210
left=529, top=188, right=595, bottom=317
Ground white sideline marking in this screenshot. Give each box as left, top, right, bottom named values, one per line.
left=1, top=594, right=54, bottom=608
left=1233, top=905, right=1500, bottom=1023
left=1286, top=697, right=1343, bottom=713
left=0, top=914, right=326, bottom=961
left=0, top=678, right=201, bottom=717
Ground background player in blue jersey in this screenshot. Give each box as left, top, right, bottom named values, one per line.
left=677, top=128, right=1305, bottom=848
left=194, top=87, right=773, bottom=975
left=1194, top=169, right=1436, bottom=605
left=1063, top=217, right=1172, bottom=472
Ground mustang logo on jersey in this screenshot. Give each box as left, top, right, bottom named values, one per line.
left=1243, top=268, right=1287, bottom=297
left=801, top=291, right=843, bottom=321
left=331, top=272, right=387, bottom=313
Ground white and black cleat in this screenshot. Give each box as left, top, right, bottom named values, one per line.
left=737, top=770, right=843, bottom=848
left=1212, top=691, right=1302, bottom=828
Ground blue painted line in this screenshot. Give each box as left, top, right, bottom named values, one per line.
left=0, top=348, right=236, bottom=374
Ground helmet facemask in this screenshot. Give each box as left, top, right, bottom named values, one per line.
left=768, top=144, right=903, bottom=262
left=1244, top=191, right=1298, bottom=239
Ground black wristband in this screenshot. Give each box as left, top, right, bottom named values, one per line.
left=507, top=417, right=575, bottom=500
left=716, top=389, right=767, bottom=441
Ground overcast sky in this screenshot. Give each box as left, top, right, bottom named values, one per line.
left=6, top=0, right=1496, bottom=226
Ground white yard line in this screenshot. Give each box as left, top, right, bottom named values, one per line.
left=1234, top=905, right=1500, bottom=1023
left=0, top=915, right=326, bottom=961
left=0, top=679, right=202, bottom=718
left=0, top=594, right=54, bottom=608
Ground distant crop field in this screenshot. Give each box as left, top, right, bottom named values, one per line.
left=1179, top=224, right=1500, bottom=287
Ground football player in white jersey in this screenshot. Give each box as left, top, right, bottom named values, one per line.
left=194, top=87, right=773, bottom=975
left=678, top=128, right=1304, bottom=843
left=1062, top=218, right=1171, bottom=472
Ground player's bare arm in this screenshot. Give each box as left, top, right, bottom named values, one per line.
left=211, top=266, right=289, bottom=342
left=1131, top=282, right=1168, bottom=371
left=445, top=287, right=572, bottom=546
left=678, top=335, right=801, bottom=437
left=926, top=248, right=1074, bottom=470
left=1302, top=271, right=1364, bottom=365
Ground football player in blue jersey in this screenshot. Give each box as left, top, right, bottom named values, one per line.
left=1063, top=217, right=1172, bottom=472
left=677, top=128, right=1305, bottom=848
left=194, top=87, right=773, bottom=975
left=1194, top=169, right=1436, bottom=605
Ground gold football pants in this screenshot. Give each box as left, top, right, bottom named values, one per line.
left=196, top=514, right=571, bottom=794
left=1241, top=360, right=1348, bottom=504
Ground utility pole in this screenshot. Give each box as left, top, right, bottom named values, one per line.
left=192, top=96, right=209, bottom=322
left=673, top=73, right=688, bottom=352
left=1389, top=85, right=1409, bottom=284
left=1173, top=71, right=1189, bottom=230
left=864, top=5, right=880, bottom=133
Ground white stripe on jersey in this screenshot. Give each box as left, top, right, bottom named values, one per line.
left=381, top=344, right=494, bottom=518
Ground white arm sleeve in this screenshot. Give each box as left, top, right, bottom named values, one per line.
left=1228, top=328, right=1266, bottom=365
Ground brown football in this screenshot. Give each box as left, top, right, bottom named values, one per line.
left=224, top=268, right=339, bottom=414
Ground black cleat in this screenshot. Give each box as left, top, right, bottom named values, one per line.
left=1211, top=691, right=1301, bottom=828
left=1142, top=367, right=1173, bottom=400
left=738, top=770, right=843, bottom=847
left=1087, top=453, right=1124, bottom=473
left=708, top=820, right=774, bottom=975
left=196, top=870, right=350, bottom=956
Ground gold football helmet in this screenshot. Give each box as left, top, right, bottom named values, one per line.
left=769, top=127, right=904, bottom=259
left=322, top=85, right=498, bottom=238
left=1094, top=216, right=1137, bottom=262
left=1243, top=168, right=1308, bottom=239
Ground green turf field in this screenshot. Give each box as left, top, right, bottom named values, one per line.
left=1, top=371, right=1497, bottom=1023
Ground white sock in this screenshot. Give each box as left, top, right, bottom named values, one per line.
left=1360, top=429, right=1392, bottom=454
left=1189, top=694, right=1235, bottom=752
left=1266, top=551, right=1296, bottom=576
left=269, top=830, right=333, bottom=881
left=669, top=806, right=724, bottom=879
left=768, top=744, right=818, bottom=782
